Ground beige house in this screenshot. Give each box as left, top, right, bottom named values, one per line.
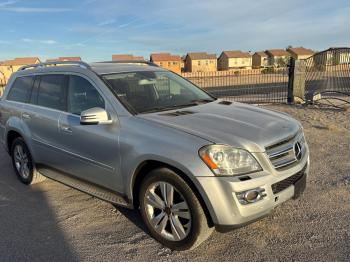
left=46, top=57, right=82, bottom=62
left=112, top=54, right=144, bottom=61
left=252, top=51, right=269, bottom=68
left=184, top=52, right=217, bottom=72
left=265, top=49, right=290, bottom=67
left=150, top=53, right=181, bottom=74
left=0, top=57, right=41, bottom=84
left=217, top=51, right=252, bottom=70
left=287, top=47, right=314, bottom=60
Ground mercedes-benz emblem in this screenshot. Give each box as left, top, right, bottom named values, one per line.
left=294, top=142, right=302, bottom=161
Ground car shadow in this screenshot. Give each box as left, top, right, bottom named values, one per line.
left=0, top=148, right=77, bottom=261
left=114, top=205, right=149, bottom=234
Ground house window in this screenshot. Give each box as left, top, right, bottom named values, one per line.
left=198, top=61, right=201, bottom=66
left=206, top=60, right=209, bottom=65
left=173, top=62, right=177, bottom=65
left=168, top=62, right=171, bottom=67
left=160, top=62, right=163, bottom=66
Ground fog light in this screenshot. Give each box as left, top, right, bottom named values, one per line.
left=236, top=188, right=266, bottom=205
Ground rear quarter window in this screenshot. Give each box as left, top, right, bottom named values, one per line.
left=7, top=76, right=34, bottom=103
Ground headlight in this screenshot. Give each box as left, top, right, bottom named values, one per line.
left=199, top=145, right=262, bottom=176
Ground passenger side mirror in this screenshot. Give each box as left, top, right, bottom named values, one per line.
left=80, top=107, right=112, bottom=125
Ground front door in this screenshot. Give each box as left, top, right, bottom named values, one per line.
left=56, top=74, right=122, bottom=192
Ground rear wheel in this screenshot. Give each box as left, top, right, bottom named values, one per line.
left=139, top=168, right=213, bottom=250
left=11, top=137, right=45, bottom=185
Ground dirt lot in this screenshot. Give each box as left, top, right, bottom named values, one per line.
left=0, top=104, right=349, bottom=262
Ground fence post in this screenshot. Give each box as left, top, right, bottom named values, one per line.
left=287, top=57, right=295, bottom=104
left=288, top=58, right=307, bottom=103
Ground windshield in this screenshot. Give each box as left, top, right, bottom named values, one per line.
left=102, top=71, right=215, bottom=114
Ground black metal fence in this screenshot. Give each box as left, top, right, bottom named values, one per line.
left=304, top=48, right=350, bottom=103
left=182, top=67, right=290, bottom=104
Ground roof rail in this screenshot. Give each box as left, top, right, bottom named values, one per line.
left=97, top=60, right=158, bottom=67
left=19, top=61, right=91, bottom=71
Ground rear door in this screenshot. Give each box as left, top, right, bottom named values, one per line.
left=21, top=74, right=67, bottom=167
left=56, top=74, right=122, bottom=192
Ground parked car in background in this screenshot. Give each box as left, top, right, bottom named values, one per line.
left=0, top=61, right=309, bottom=250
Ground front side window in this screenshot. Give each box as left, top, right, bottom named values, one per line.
left=37, top=75, right=66, bottom=111
left=67, top=75, right=105, bottom=115
left=103, top=71, right=215, bottom=114
left=7, top=76, right=34, bottom=103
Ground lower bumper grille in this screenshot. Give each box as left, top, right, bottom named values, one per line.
left=271, top=164, right=307, bottom=194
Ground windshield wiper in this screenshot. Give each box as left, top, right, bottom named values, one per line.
left=190, top=99, right=215, bottom=104
left=140, top=103, right=199, bottom=114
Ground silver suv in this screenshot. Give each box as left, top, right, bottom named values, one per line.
left=0, top=61, right=309, bottom=250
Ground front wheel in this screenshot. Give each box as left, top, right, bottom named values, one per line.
left=139, top=168, right=213, bottom=250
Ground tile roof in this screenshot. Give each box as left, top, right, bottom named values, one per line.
left=1, top=57, right=40, bottom=66
left=265, top=49, right=290, bottom=57
left=221, top=50, right=251, bottom=58
left=187, top=52, right=217, bottom=60
left=254, top=51, right=268, bottom=57
left=287, top=47, right=314, bottom=56
left=150, top=53, right=181, bottom=62
left=112, top=54, right=144, bottom=61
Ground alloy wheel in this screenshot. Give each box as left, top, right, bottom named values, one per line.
left=144, top=182, right=192, bottom=241
left=13, top=145, right=30, bottom=179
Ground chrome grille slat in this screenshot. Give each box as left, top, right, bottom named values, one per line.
left=266, top=130, right=305, bottom=170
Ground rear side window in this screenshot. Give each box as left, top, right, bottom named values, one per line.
left=37, top=75, right=66, bottom=111
left=7, top=76, right=34, bottom=103
left=67, top=75, right=105, bottom=115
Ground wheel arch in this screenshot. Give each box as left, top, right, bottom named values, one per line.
left=131, top=160, right=214, bottom=227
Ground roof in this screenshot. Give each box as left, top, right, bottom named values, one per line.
left=254, top=51, right=268, bottom=57
left=1, top=57, right=40, bottom=66
left=112, top=54, right=144, bottom=61
left=150, top=53, right=181, bottom=62
left=265, top=49, right=290, bottom=57
left=186, top=52, right=217, bottom=60
left=287, top=47, right=314, bottom=56
left=221, top=51, right=251, bottom=58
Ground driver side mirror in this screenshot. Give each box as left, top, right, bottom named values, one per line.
left=80, top=107, right=113, bottom=125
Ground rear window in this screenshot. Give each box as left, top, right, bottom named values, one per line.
left=37, top=75, right=66, bottom=111
left=7, top=76, right=34, bottom=103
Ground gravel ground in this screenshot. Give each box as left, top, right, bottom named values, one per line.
left=0, top=104, right=349, bottom=262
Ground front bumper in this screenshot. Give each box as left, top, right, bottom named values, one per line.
left=196, top=154, right=310, bottom=232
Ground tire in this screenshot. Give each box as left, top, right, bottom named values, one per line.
left=10, top=137, right=46, bottom=185
left=139, top=167, right=213, bottom=250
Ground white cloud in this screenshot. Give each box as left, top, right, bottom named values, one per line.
left=0, top=7, right=72, bottom=13
left=21, top=38, right=58, bottom=45
left=0, top=40, right=11, bottom=44
left=98, top=19, right=116, bottom=26
left=0, top=0, right=17, bottom=7
left=40, top=40, right=57, bottom=45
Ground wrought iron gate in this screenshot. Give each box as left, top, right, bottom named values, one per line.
left=304, top=48, right=350, bottom=105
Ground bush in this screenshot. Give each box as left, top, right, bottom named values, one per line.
left=262, top=67, right=275, bottom=74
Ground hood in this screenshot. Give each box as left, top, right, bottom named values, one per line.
left=137, top=100, right=300, bottom=152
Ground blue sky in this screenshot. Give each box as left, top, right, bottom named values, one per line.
left=0, top=0, right=349, bottom=62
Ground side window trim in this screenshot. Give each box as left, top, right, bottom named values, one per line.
left=30, top=75, right=41, bottom=105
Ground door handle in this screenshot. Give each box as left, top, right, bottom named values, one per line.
left=61, top=126, right=73, bottom=133
left=22, top=113, right=31, bottom=120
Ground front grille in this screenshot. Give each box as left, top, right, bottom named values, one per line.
left=265, top=130, right=305, bottom=170
left=271, top=164, right=307, bottom=194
